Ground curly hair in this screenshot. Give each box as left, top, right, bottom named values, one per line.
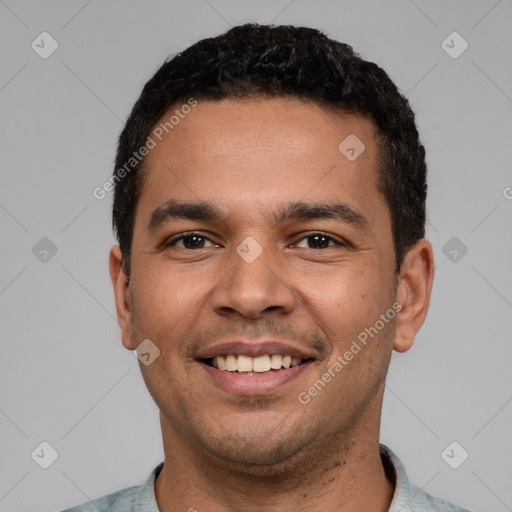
left=112, top=23, right=426, bottom=276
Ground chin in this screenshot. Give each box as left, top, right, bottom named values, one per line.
left=202, top=425, right=309, bottom=475
left=213, top=446, right=302, bottom=479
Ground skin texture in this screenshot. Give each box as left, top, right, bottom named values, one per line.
left=110, top=98, right=435, bottom=511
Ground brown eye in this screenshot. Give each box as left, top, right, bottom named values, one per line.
left=180, top=234, right=206, bottom=249
left=164, top=232, right=218, bottom=250
left=307, top=234, right=332, bottom=249
left=293, top=233, right=345, bottom=250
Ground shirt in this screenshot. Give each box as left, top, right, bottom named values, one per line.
left=61, top=445, right=470, bottom=511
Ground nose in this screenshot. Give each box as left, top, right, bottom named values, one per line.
left=210, top=244, right=296, bottom=320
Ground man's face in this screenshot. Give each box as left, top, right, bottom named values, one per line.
left=118, top=99, right=400, bottom=469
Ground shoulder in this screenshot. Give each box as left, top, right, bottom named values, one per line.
left=59, top=462, right=163, bottom=512
left=380, top=445, right=471, bottom=512
left=59, top=485, right=140, bottom=511
left=406, top=484, right=472, bottom=511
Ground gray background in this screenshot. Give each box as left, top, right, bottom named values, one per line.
left=1, top=1, right=511, bottom=511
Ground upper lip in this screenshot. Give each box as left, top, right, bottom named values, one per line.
left=195, top=340, right=319, bottom=361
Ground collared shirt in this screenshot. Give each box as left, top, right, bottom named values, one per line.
left=61, top=445, right=470, bottom=511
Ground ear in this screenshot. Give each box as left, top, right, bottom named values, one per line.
left=109, top=245, right=136, bottom=351
left=394, top=238, right=435, bottom=353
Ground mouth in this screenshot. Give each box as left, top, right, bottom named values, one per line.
left=202, top=354, right=314, bottom=375
left=195, top=340, right=320, bottom=395
left=198, top=353, right=316, bottom=395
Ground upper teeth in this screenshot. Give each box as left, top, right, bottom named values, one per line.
left=212, top=354, right=303, bottom=372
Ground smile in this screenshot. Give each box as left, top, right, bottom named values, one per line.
left=204, top=354, right=312, bottom=374
left=199, top=356, right=315, bottom=394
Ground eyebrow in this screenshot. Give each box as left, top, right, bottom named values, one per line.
left=147, top=199, right=370, bottom=233
left=148, top=200, right=226, bottom=232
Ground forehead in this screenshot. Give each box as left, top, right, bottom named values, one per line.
left=137, top=98, right=387, bottom=230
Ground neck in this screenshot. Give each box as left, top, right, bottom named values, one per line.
left=154, top=405, right=394, bottom=511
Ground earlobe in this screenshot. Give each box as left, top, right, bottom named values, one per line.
left=393, top=239, right=435, bottom=353
left=109, top=245, right=136, bottom=351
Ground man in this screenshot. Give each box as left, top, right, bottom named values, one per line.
left=64, top=24, right=469, bottom=512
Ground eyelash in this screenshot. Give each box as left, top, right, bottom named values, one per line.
left=161, top=231, right=348, bottom=250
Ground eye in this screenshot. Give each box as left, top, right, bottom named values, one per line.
left=163, top=232, right=219, bottom=250
left=292, top=233, right=346, bottom=250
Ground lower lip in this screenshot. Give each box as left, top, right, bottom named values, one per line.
left=199, top=361, right=313, bottom=395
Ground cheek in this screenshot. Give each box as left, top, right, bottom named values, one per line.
left=129, top=258, right=213, bottom=339
left=297, top=263, right=390, bottom=341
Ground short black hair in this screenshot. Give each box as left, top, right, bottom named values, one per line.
left=112, top=23, right=426, bottom=276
